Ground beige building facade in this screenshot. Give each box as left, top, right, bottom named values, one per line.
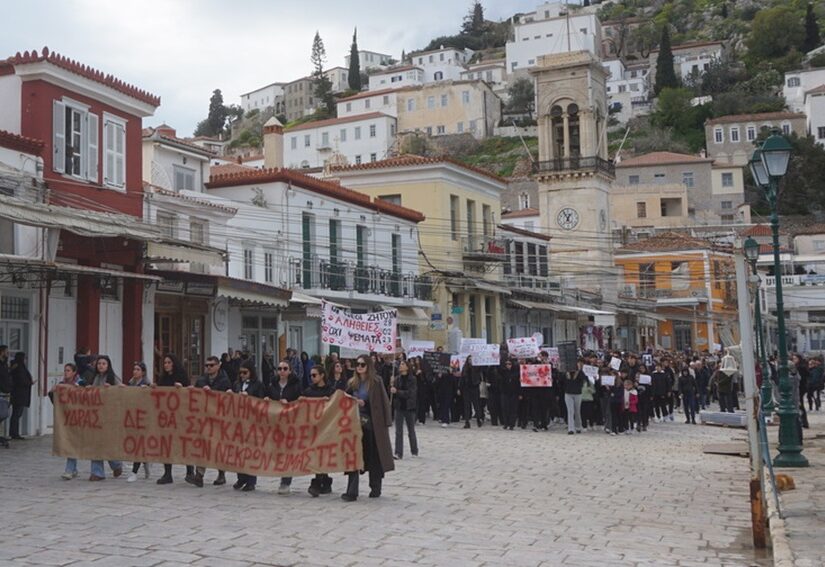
left=284, top=77, right=316, bottom=122
left=396, top=80, right=501, bottom=140
left=705, top=111, right=807, bottom=166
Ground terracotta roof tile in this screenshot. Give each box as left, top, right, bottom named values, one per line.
left=331, top=154, right=507, bottom=183
left=618, top=231, right=722, bottom=253
left=284, top=112, right=393, bottom=133
left=210, top=163, right=254, bottom=176
left=791, top=223, right=825, bottom=237
left=2, top=47, right=160, bottom=107
left=616, top=151, right=713, bottom=168
left=805, top=84, right=825, bottom=96
left=144, top=182, right=237, bottom=214
left=502, top=208, right=540, bottom=219
left=705, top=112, right=806, bottom=126
left=0, top=129, right=44, bottom=155
left=740, top=224, right=773, bottom=237
left=206, top=167, right=425, bottom=223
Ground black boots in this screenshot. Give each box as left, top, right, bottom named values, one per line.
left=341, top=471, right=359, bottom=501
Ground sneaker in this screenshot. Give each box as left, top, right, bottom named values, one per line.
left=144, top=464, right=151, bottom=480
left=61, top=472, right=74, bottom=480
left=277, top=483, right=291, bottom=495
left=127, top=472, right=138, bottom=483
left=568, top=431, right=574, bottom=435
left=668, top=415, right=674, bottom=422
left=610, top=432, right=616, bottom=436
left=575, top=430, right=581, bottom=434
left=320, top=484, right=332, bottom=494
left=441, top=423, right=448, bottom=428
left=89, top=475, right=105, bottom=481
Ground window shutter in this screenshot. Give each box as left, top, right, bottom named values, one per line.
left=52, top=100, right=65, bottom=173
left=86, top=113, right=99, bottom=183
left=115, top=124, right=125, bottom=187
left=104, top=121, right=115, bottom=185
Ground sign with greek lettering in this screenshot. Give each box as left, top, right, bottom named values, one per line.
left=507, top=337, right=540, bottom=359
left=520, top=364, right=553, bottom=387
left=321, top=301, right=397, bottom=353
left=53, top=387, right=363, bottom=477
left=404, top=340, right=435, bottom=359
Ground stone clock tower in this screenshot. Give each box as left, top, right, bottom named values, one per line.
left=530, top=51, right=614, bottom=288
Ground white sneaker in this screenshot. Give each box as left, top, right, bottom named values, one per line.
left=127, top=472, right=138, bottom=483
left=610, top=432, right=617, bottom=436
left=144, top=463, right=151, bottom=479
left=277, top=484, right=291, bottom=495
left=668, top=414, right=674, bottom=422
left=441, top=423, right=448, bottom=428
left=61, top=472, right=75, bottom=480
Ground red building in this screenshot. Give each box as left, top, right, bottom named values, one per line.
left=0, top=47, right=160, bottom=379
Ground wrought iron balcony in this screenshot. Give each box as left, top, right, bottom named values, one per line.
left=504, top=273, right=561, bottom=292
left=638, top=287, right=708, bottom=300
left=532, top=156, right=615, bottom=177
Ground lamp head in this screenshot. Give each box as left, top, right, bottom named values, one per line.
left=743, top=237, right=760, bottom=264
left=760, top=129, right=792, bottom=178
left=749, top=149, right=769, bottom=188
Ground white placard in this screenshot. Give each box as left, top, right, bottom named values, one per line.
left=609, top=357, right=622, bottom=371
left=638, top=374, right=652, bottom=385
left=507, top=336, right=540, bottom=359
left=404, top=340, right=435, bottom=359
left=583, top=364, right=599, bottom=384
left=601, top=375, right=616, bottom=387
left=321, top=301, right=397, bottom=353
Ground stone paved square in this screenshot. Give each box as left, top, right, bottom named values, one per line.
left=2, top=417, right=771, bottom=566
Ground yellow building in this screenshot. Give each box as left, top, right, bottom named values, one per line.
left=615, top=232, right=738, bottom=351
left=331, top=155, right=508, bottom=348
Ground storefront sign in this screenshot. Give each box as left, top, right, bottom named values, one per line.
left=212, top=297, right=228, bottom=332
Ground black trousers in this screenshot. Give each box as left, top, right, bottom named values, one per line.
left=463, top=388, right=482, bottom=424
left=9, top=404, right=24, bottom=437
left=517, top=397, right=529, bottom=428
left=581, top=400, right=597, bottom=428
left=530, top=391, right=548, bottom=428
left=488, top=389, right=501, bottom=426
left=611, top=403, right=623, bottom=433
left=501, top=394, right=518, bottom=427
left=345, top=469, right=382, bottom=497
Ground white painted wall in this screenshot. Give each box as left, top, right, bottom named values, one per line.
left=284, top=115, right=396, bottom=169
left=241, top=83, right=284, bottom=112
left=506, top=9, right=600, bottom=72
left=98, top=296, right=123, bottom=376
left=0, top=75, right=22, bottom=133
left=337, top=92, right=399, bottom=118
left=368, top=68, right=424, bottom=90
left=806, top=93, right=825, bottom=146
left=412, top=49, right=472, bottom=83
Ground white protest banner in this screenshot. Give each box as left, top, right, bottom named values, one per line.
left=520, top=364, right=553, bottom=387
left=609, top=357, right=622, bottom=371
left=544, top=347, right=560, bottom=367
left=601, top=375, right=616, bottom=387
left=582, top=365, right=599, bottom=384
left=454, top=343, right=500, bottom=370
left=507, top=336, right=540, bottom=359
left=638, top=374, right=652, bottom=385
left=450, top=355, right=462, bottom=373
left=531, top=332, right=544, bottom=346
left=404, top=340, right=435, bottom=359
left=321, top=301, right=397, bottom=353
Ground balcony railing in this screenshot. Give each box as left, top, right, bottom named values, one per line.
left=289, top=256, right=432, bottom=301
left=638, top=287, right=708, bottom=299
left=504, top=274, right=561, bottom=292
left=532, top=156, right=615, bottom=177
left=764, top=274, right=825, bottom=288
left=461, top=235, right=506, bottom=262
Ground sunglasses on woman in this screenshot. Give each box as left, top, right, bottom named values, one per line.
left=356, top=362, right=367, bottom=368
left=278, top=366, right=289, bottom=371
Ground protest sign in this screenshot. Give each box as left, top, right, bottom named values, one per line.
left=544, top=347, right=560, bottom=367
left=53, top=386, right=363, bottom=477
left=601, top=375, right=616, bottom=387
left=507, top=337, right=540, bottom=359
left=642, top=353, right=654, bottom=367
left=458, top=339, right=500, bottom=368
left=450, top=355, right=462, bottom=372
left=422, top=351, right=451, bottom=375
left=557, top=341, right=578, bottom=372
left=404, top=340, right=435, bottom=359
left=321, top=301, right=397, bottom=353
left=520, top=364, right=553, bottom=387
left=582, top=365, right=599, bottom=384
left=638, top=374, right=652, bottom=385
left=609, top=357, right=622, bottom=371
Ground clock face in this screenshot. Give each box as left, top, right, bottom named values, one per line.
left=557, top=207, right=580, bottom=230
left=599, top=209, right=607, bottom=231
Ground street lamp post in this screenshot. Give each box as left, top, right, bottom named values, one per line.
left=743, top=237, right=774, bottom=417
left=748, top=133, right=808, bottom=468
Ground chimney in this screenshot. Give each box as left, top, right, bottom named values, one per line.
left=263, top=116, right=284, bottom=169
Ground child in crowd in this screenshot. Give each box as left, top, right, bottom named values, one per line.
left=624, top=379, right=639, bottom=434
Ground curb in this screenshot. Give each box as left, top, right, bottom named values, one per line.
left=764, top=468, right=795, bottom=566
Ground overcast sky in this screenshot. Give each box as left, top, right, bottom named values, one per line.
left=3, top=0, right=539, bottom=135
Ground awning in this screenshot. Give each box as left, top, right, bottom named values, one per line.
left=0, top=253, right=161, bottom=281
left=290, top=292, right=324, bottom=306
left=471, top=280, right=512, bottom=296
left=396, top=306, right=430, bottom=327
left=216, top=277, right=291, bottom=309
left=507, top=299, right=562, bottom=312
left=446, top=277, right=512, bottom=296
left=146, top=242, right=223, bottom=267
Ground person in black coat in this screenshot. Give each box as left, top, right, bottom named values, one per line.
left=499, top=359, right=521, bottom=430
left=486, top=365, right=502, bottom=426
left=191, top=356, right=233, bottom=487
left=303, top=366, right=336, bottom=497
left=270, top=361, right=302, bottom=494
left=392, top=360, right=418, bottom=459
left=9, top=351, right=33, bottom=439
left=436, top=366, right=455, bottom=426
left=459, top=355, right=483, bottom=428
left=156, top=353, right=193, bottom=485
left=233, top=361, right=266, bottom=492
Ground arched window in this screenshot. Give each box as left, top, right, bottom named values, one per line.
left=519, top=193, right=530, bottom=210
left=567, top=103, right=581, bottom=157
left=551, top=105, right=564, bottom=159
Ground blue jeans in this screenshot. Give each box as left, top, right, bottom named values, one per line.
left=91, top=460, right=123, bottom=477
left=65, top=458, right=77, bottom=474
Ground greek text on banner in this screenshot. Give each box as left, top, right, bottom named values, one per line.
left=53, top=387, right=363, bottom=477
left=321, top=301, right=398, bottom=353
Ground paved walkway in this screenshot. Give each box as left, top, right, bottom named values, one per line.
left=2, top=416, right=771, bottom=566
left=767, top=410, right=825, bottom=567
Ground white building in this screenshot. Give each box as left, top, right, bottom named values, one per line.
left=284, top=112, right=397, bottom=169
left=461, top=60, right=509, bottom=99
left=345, top=49, right=393, bottom=71
left=501, top=207, right=542, bottom=233
left=324, top=67, right=350, bottom=93
left=783, top=67, right=825, bottom=112
left=805, top=85, right=825, bottom=146
left=603, top=59, right=651, bottom=122
left=368, top=66, right=424, bottom=91
left=649, top=41, right=724, bottom=84
left=240, top=82, right=285, bottom=113
left=337, top=89, right=399, bottom=118
left=411, top=46, right=474, bottom=83
left=506, top=2, right=602, bottom=74
left=204, top=129, right=430, bottom=354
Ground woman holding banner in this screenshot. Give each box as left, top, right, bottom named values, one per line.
left=88, top=355, right=124, bottom=481
left=342, top=355, right=394, bottom=501
left=156, top=354, right=193, bottom=485
left=232, top=361, right=266, bottom=492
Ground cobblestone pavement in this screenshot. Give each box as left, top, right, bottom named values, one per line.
left=767, top=410, right=825, bottom=567
left=1, top=415, right=771, bottom=567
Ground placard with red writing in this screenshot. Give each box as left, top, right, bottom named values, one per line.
left=520, top=364, right=553, bottom=387
left=321, top=300, right=397, bottom=353
left=53, top=387, right=363, bottom=477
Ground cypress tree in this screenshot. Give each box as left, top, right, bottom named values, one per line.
left=803, top=3, right=821, bottom=54
left=348, top=28, right=362, bottom=91
left=654, top=26, right=679, bottom=96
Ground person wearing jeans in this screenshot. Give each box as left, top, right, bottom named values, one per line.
left=564, top=361, right=586, bottom=434
left=392, top=361, right=418, bottom=459
left=88, top=355, right=123, bottom=481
